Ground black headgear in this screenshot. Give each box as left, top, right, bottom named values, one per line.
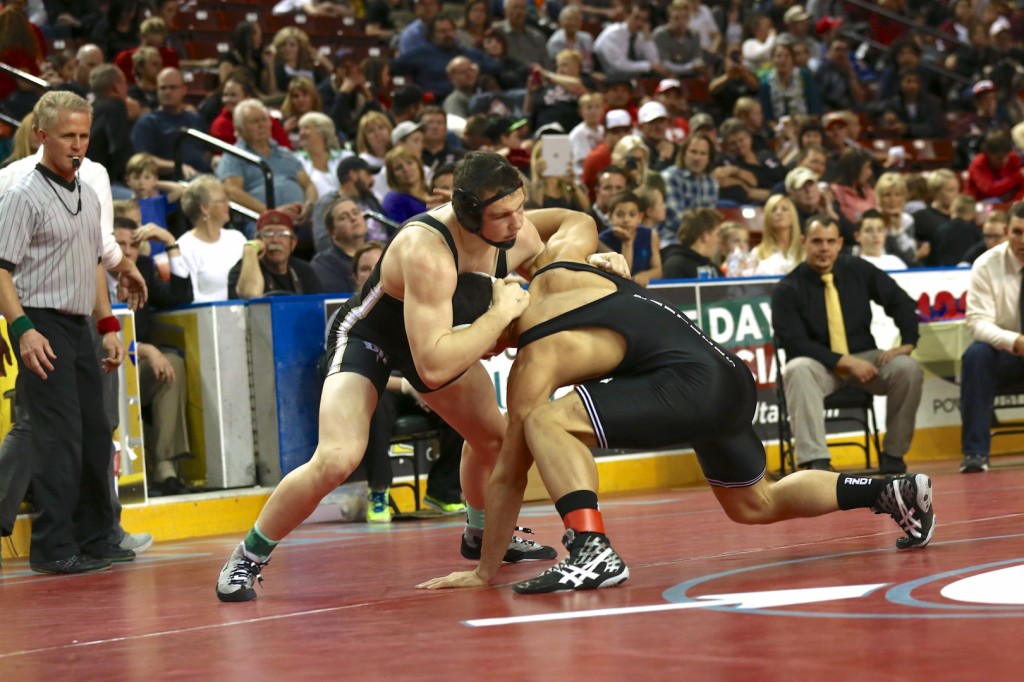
left=452, top=184, right=520, bottom=234
left=452, top=152, right=523, bottom=239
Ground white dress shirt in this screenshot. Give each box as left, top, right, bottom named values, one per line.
left=568, top=121, right=604, bottom=178
left=967, top=241, right=1024, bottom=351
left=688, top=3, right=720, bottom=51
left=860, top=253, right=908, bottom=271
left=594, top=22, right=660, bottom=77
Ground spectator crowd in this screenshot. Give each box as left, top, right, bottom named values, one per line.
left=2, top=0, right=1024, bottom=548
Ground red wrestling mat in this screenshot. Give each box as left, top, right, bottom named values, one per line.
left=2, top=458, right=1023, bottom=679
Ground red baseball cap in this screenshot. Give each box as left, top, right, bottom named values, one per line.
left=815, top=16, right=844, bottom=36
left=256, top=209, right=295, bottom=232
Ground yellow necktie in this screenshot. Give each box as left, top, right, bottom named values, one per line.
left=822, top=272, right=849, bottom=356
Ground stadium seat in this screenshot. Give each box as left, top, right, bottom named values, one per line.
left=773, top=340, right=882, bottom=476
left=186, top=40, right=232, bottom=61
left=988, top=380, right=1024, bottom=447
left=387, top=415, right=440, bottom=514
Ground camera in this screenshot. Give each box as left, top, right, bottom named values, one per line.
left=624, top=156, right=640, bottom=171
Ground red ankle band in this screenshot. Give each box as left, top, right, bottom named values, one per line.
left=563, top=508, right=605, bottom=534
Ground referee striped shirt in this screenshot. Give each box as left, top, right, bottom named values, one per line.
left=0, top=165, right=102, bottom=316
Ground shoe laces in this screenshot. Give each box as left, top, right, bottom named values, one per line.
left=511, top=526, right=539, bottom=547
left=229, top=555, right=270, bottom=588
left=536, top=533, right=620, bottom=587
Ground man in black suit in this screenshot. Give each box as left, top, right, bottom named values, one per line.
left=772, top=215, right=923, bottom=473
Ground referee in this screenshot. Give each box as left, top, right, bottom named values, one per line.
left=0, top=92, right=141, bottom=574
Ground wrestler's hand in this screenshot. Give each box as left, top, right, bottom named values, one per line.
left=491, top=278, right=530, bottom=321
left=587, top=252, right=631, bottom=279
left=504, top=273, right=529, bottom=286
left=416, top=570, right=490, bottom=590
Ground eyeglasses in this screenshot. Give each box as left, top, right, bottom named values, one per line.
left=259, top=229, right=295, bottom=239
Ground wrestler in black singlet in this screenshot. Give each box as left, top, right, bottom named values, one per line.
left=324, top=210, right=508, bottom=394
left=518, top=262, right=767, bottom=487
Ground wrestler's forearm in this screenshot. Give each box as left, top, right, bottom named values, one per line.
left=476, top=420, right=533, bottom=582
left=416, top=308, right=517, bottom=388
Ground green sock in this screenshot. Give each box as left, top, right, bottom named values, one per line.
left=244, top=523, right=279, bottom=559
left=466, top=505, right=485, bottom=530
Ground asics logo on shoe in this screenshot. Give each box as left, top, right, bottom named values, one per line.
left=555, top=548, right=616, bottom=587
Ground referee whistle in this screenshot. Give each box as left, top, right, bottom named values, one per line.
left=71, top=157, right=81, bottom=169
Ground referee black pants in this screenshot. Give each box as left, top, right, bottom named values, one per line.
left=18, top=308, right=112, bottom=563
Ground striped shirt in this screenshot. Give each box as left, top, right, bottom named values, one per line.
left=0, top=165, right=102, bottom=315
left=0, top=150, right=121, bottom=269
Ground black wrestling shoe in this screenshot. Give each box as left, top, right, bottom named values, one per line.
left=872, top=474, right=935, bottom=550
left=30, top=554, right=113, bottom=575
left=461, top=526, right=557, bottom=563
left=512, top=530, right=629, bottom=594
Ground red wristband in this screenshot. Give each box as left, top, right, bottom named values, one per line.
left=97, top=316, right=121, bottom=335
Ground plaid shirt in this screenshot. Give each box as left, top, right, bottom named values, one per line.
left=661, top=166, right=719, bottom=232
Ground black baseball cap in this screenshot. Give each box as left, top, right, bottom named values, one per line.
left=337, top=155, right=380, bottom=182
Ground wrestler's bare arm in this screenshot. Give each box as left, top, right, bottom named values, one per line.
left=516, top=210, right=598, bottom=278
left=417, top=351, right=559, bottom=589
left=525, top=208, right=598, bottom=245
left=521, top=209, right=631, bottom=279
left=395, top=230, right=529, bottom=389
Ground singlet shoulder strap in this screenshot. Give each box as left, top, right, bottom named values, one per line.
left=406, top=211, right=459, bottom=270
left=533, top=260, right=621, bottom=284
left=495, top=250, right=508, bottom=278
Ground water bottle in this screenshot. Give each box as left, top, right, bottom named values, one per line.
left=726, top=247, right=743, bottom=277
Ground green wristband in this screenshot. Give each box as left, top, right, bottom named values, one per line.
left=9, top=315, right=33, bottom=337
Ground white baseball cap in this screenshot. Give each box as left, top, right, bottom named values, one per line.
left=785, top=166, right=819, bottom=192
left=638, top=101, right=669, bottom=125
left=605, top=109, right=632, bottom=130
left=655, top=78, right=682, bottom=94
left=391, top=120, right=423, bottom=146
